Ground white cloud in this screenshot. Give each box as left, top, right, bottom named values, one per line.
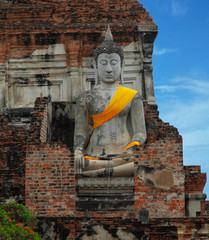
left=175, top=77, right=209, bottom=96
left=153, top=46, right=177, bottom=56
left=155, top=85, right=177, bottom=92
left=156, top=75, right=209, bottom=148
left=159, top=99, right=209, bottom=147
left=171, top=0, right=188, bottom=16
left=160, top=98, right=209, bottom=130
left=156, top=76, right=209, bottom=96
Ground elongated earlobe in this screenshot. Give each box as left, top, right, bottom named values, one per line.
left=93, top=60, right=98, bottom=85
left=120, top=59, right=125, bottom=84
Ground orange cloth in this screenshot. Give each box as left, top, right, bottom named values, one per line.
left=84, top=156, right=100, bottom=160
left=123, top=141, right=141, bottom=151
left=92, top=86, right=137, bottom=130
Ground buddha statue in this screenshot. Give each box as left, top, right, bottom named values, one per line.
left=74, top=26, right=147, bottom=177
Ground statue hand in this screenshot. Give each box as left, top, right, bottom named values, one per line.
left=74, top=149, right=84, bottom=174
left=107, top=147, right=134, bottom=158
left=122, top=148, right=134, bottom=157
left=125, top=146, right=135, bottom=153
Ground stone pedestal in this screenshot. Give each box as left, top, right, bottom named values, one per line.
left=76, top=177, right=134, bottom=211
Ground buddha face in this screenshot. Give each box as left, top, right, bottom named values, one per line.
left=97, top=53, right=121, bottom=83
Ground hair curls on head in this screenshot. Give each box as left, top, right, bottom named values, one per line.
left=93, top=26, right=124, bottom=66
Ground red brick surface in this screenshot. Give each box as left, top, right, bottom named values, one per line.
left=0, top=114, right=28, bottom=201
left=0, top=0, right=156, bottom=66
left=0, top=0, right=155, bottom=33
left=184, top=165, right=207, bottom=193
left=25, top=144, right=75, bottom=217
left=201, top=200, right=209, bottom=216
left=133, top=102, right=185, bottom=217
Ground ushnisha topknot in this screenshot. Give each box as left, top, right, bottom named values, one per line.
left=93, top=25, right=124, bottom=65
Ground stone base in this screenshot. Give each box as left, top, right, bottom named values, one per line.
left=76, top=177, right=134, bottom=211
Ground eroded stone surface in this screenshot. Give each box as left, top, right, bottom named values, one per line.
left=136, top=165, right=174, bottom=190
left=80, top=225, right=138, bottom=240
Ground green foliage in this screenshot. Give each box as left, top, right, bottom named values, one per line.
left=0, top=202, right=42, bottom=240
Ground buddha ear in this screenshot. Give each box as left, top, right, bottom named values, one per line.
left=120, top=59, right=125, bottom=84
left=93, top=60, right=98, bottom=85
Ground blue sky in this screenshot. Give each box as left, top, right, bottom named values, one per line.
left=139, top=0, right=209, bottom=198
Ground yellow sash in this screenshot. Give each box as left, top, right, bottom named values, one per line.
left=92, top=86, right=137, bottom=130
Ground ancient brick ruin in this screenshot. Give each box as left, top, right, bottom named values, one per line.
left=0, top=0, right=209, bottom=239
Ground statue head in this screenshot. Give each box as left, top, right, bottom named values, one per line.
left=93, top=26, right=125, bottom=85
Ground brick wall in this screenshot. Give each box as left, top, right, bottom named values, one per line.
left=0, top=114, right=28, bottom=202
left=0, top=43, right=7, bottom=64
left=25, top=97, right=75, bottom=216
left=184, top=165, right=207, bottom=193
left=201, top=200, right=209, bottom=216
left=0, top=0, right=156, bottom=67
left=0, top=0, right=155, bottom=33
left=0, top=97, right=50, bottom=202
left=134, top=102, right=185, bottom=218
left=25, top=144, right=75, bottom=217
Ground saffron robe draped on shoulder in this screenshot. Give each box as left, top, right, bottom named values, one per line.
left=84, top=86, right=141, bottom=160
left=92, top=86, right=136, bottom=129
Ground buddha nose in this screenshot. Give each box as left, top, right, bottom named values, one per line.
left=106, top=63, right=112, bottom=73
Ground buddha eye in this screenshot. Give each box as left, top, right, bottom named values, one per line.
left=110, top=59, right=118, bottom=65
left=100, top=60, right=107, bottom=65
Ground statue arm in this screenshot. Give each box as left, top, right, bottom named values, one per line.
left=74, top=93, right=90, bottom=152
left=74, top=92, right=90, bottom=173
left=130, top=92, right=147, bottom=145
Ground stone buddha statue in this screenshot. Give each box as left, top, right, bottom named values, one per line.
left=74, top=26, right=147, bottom=177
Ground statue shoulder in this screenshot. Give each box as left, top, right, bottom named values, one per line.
left=133, top=91, right=143, bottom=101
left=77, top=90, right=92, bottom=106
